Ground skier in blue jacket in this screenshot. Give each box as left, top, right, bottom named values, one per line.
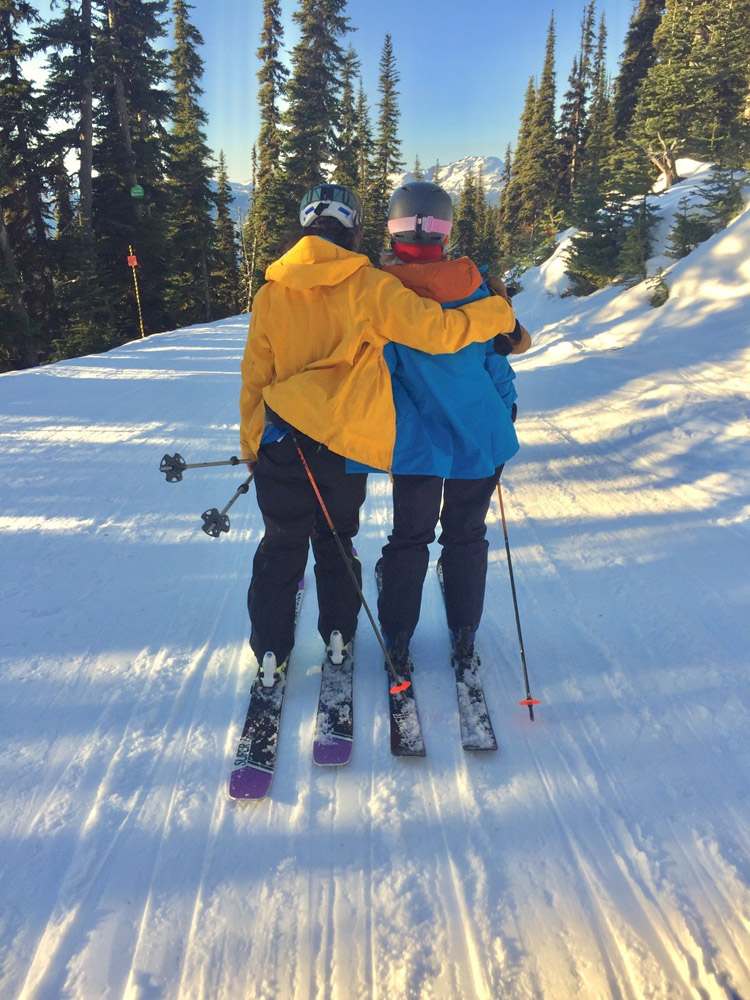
left=375, top=181, right=531, bottom=676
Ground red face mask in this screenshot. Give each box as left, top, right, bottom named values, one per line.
left=391, top=242, right=445, bottom=263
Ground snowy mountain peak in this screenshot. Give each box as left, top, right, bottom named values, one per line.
left=227, top=155, right=507, bottom=213
left=392, top=155, right=506, bottom=205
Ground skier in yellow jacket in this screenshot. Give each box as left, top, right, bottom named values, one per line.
left=239, top=184, right=516, bottom=683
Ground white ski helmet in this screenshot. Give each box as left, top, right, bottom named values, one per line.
left=387, top=181, right=453, bottom=245
left=299, top=183, right=364, bottom=232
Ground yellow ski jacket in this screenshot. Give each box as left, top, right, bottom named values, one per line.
left=239, top=236, right=516, bottom=471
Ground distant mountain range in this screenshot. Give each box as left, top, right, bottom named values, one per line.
left=222, top=180, right=254, bottom=224
left=391, top=156, right=506, bottom=206
left=223, top=155, right=506, bottom=220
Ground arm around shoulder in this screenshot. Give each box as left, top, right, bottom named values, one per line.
left=368, top=269, right=516, bottom=354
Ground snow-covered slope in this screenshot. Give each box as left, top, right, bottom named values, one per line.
left=1, top=174, right=749, bottom=999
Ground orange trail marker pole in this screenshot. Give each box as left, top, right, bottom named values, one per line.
left=127, top=245, right=146, bottom=338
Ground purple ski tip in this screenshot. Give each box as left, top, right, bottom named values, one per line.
left=228, top=763, right=274, bottom=800
left=313, top=736, right=353, bottom=766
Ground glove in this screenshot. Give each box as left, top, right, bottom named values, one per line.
left=493, top=332, right=514, bottom=356
left=494, top=319, right=524, bottom=356
left=486, top=275, right=512, bottom=303
left=511, top=402, right=517, bottom=423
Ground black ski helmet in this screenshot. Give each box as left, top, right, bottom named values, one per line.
left=387, top=181, right=453, bottom=245
left=299, top=183, right=364, bottom=232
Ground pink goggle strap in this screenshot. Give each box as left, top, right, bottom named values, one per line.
left=387, top=215, right=453, bottom=236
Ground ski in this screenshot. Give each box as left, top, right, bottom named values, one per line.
left=228, top=579, right=305, bottom=800
left=313, top=633, right=354, bottom=766
left=436, top=561, right=498, bottom=751
left=387, top=662, right=426, bottom=756
left=375, top=562, right=426, bottom=757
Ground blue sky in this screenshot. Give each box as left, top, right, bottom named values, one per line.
left=195, top=0, right=635, bottom=182
left=30, top=0, right=636, bottom=183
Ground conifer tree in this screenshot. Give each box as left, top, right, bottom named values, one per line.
left=625, top=0, right=700, bottom=188
left=0, top=0, right=57, bottom=368
left=163, top=0, right=215, bottom=327
left=0, top=199, right=33, bottom=370
left=35, top=2, right=120, bottom=362
left=500, top=17, right=558, bottom=268
left=211, top=150, right=240, bottom=318
left=370, top=32, right=404, bottom=251
left=413, top=155, right=423, bottom=181
left=433, top=159, right=441, bottom=185
left=698, top=0, right=750, bottom=166
left=570, top=12, right=615, bottom=225
left=557, top=1, right=596, bottom=206
left=473, top=165, right=497, bottom=266
left=501, top=145, right=512, bottom=189
left=564, top=191, right=629, bottom=294
left=611, top=0, right=665, bottom=141
left=626, top=0, right=750, bottom=186
left=617, top=195, right=659, bottom=284
left=241, top=143, right=258, bottom=308
left=35, top=0, right=96, bottom=237
left=247, top=0, right=287, bottom=297
left=453, top=169, right=478, bottom=259
left=47, top=150, right=118, bottom=362
left=282, top=0, right=351, bottom=210
left=526, top=13, right=558, bottom=218
left=664, top=195, right=713, bottom=259
left=700, top=166, right=745, bottom=230
left=355, top=77, right=375, bottom=191
left=355, top=77, right=383, bottom=263
left=92, top=0, right=172, bottom=338
left=498, top=76, right=536, bottom=268
left=331, top=46, right=361, bottom=189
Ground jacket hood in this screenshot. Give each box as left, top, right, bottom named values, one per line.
left=265, top=235, right=372, bottom=291
left=380, top=256, right=482, bottom=304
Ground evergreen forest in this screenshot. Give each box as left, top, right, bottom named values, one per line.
left=1, top=0, right=749, bottom=372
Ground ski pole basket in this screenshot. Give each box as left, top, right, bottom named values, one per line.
left=200, top=508, right=231, bottom=537
left=200, top=475, right=253, bottom=538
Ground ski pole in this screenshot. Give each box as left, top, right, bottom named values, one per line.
left=496, top=482, right=540, bottom=720
left=159, top=452, right=253, bottom=483
left=200, top=473, right=254, bottom=537
left=291, top=432, right=410, bottom=695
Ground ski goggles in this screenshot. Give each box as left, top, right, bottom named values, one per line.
left=300, top=184, right=364, bottom=231
left=387, top=214, right=453, bottom=238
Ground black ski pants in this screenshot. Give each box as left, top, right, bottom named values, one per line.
left=248, top=433, right=367, bottom=665
left=377, top=469, right=503, bottom=642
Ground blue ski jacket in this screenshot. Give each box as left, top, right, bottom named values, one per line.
left=349, top=255, right=521, bottom=479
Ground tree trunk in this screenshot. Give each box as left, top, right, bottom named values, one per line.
left=107, top=1, right=143, bottom=221
left=647, top=134, right=681, bottom=188
left=200, top=247, right=212, bottom=323
left=79, top=0, right=94, bottom=236
left=0, top=202, right=36, bottom=366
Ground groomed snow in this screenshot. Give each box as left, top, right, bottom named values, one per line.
left=1, top=168, right=749, bottom=999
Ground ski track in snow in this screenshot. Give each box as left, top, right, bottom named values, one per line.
left=2, top=189, right=750, bottom=998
